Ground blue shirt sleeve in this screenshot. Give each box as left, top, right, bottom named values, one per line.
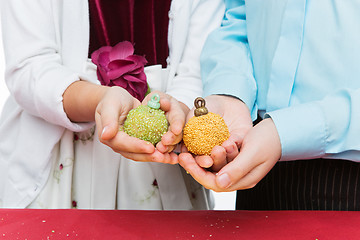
left=202, top=0, right=360, bottom=162
left=200, top=0, right=258, bottom=120
left=266, top=88, right=360, bottom=162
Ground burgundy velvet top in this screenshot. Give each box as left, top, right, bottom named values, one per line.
left=88, top=0, right=172, bottom=67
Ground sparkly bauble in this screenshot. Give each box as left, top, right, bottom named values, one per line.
left=183, top=97, right=229, bottom=155
left=123, top=105, right=168, bottom=145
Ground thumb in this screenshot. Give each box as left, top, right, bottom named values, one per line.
left=215, top=148, right=255, bottom=190
left=96, top=99, right=133, bottom=141
left=161, top=97, right=186, bottom=136
left=97, top=104, right=120, bottom=141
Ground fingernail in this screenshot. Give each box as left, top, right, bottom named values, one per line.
left=227, top=145, right=235, bottom=154
left=162, top=146, right=170, bottom=153
left=101, top=126, right=108, bottom=137
left=217, top=173, right=231, bottom=189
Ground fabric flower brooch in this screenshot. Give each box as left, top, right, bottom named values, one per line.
left=91, top=41, right=149, bottom=101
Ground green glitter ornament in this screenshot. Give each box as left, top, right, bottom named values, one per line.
left=123, top=94, right=169, bottom=145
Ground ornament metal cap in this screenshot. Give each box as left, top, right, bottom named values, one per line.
left=194, top=97, right=208, bottom=117
left=147, top=93, right=161, bottom=109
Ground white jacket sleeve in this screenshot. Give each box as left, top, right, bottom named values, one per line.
left=0, top=0, right=93, bottom=132
left=166, top=0, right=225, bottom=109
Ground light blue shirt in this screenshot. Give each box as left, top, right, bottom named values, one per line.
left=201, top=0, right=360, bottom=161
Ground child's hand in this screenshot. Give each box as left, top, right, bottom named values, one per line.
left=115, top=90, right=186, bottom=164
left=97, top=88, right=185, bottom=164
left=95, top=86, right=157, bottom=157
left=129, top=91, right=188, bottom=163
left=144, top=91, right=188, bottom=154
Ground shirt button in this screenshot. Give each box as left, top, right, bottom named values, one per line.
left=168, top=11, right=174, bottom=19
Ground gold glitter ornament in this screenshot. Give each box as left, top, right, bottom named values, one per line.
left=183, top=97, right=230, bottom=155
left=123, top=94, right=168, bottom=145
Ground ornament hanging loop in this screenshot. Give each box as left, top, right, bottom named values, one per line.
left=147, top=93, right=161, bottom=109
left=194, top=97, right=208, bottom=117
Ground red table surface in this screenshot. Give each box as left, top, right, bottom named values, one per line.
left=0, top=209, right=359, bottom=239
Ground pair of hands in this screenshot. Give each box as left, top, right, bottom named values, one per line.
left=96, top=87, right=184, bottom=164
left=96, top=88, right=281, bottom=192
left=179, top=96, right=282, bottom=192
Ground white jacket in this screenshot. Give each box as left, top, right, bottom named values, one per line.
left=0, top=0, right=224, bottom=207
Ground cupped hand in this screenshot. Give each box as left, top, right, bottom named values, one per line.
left=144, top=91, right=189, bottom=154
left=114, top=90, right=187, bottom=164
left=95, top=86, right=169, bottom=162
left=96, top=88, right=187, bottom=164
left=179, top=118, right=281, bottom=192
left=180, top=95, right=253, bottom=172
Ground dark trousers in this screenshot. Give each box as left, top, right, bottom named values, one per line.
left=236, top=159, right=360, bottom=211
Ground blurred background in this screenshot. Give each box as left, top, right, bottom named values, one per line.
left=0, top=19, right=5, bottom=111
left=0, top=19, right=236, bottom=210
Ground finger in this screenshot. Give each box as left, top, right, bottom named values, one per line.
left=160, top=130, right=182, bottom=147
left=210, top=146, right=227, bottom=172
left=161, top=131, right=178, bottom=145
left=214, top=139, right=276, bottom=191
left=227, top=133, right=243, bottom=149
left=216, top=118, right=281, bottom=190
left=179, top=153, right=220, bottom=191
left=97, top=104, right=120, bottom=141
left=169, top=152, right=180, bottom=163
left=221, top=139, right=239, bottom=162
left=155, top=141, right=169, bottom=153
left=168, top=117, right=184, bottom=136
left=223, top=160, right=275, bottom=191
left=156, top=141, right=175, bottom=153
left=157, top=151, right=178, bottom=164
left=215, top=151, right=256, bottom=189
left=103, top=130, right=155, bottom=154
left=181, top=143, right=188, bottom=153
left=119, top=150, right=178, bottom=164
left=164, top=99, right=185, bottom=136
left=194, top=155, right=213, bottom=168
left=118, top=151, right=154, bottom=162
left=159, top=96, right=171, bottom=110
left=95, top=110, right=104, bottom=138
